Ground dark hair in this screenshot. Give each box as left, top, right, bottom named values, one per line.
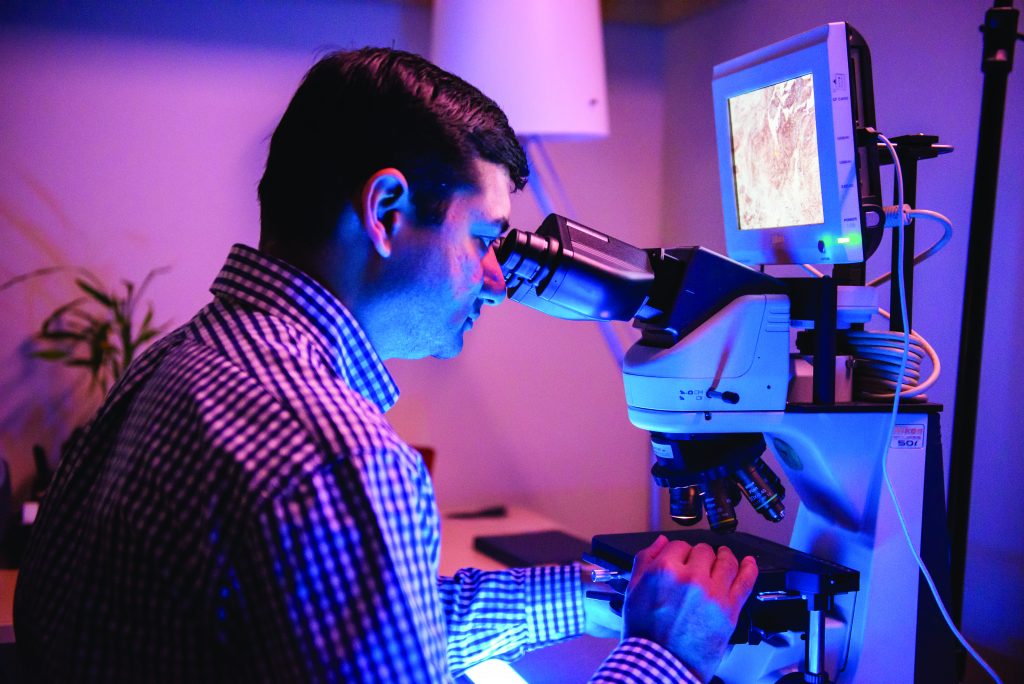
left=258, top=48, right=528, bottom=244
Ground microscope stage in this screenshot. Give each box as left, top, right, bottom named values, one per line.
left=586, top=530, right=860, bottom=644
left=589, top=530, right=860, bottom=597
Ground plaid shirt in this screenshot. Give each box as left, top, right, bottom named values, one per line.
left=15, top=244, right=696, bottom=683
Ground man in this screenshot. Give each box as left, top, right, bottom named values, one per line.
left=15, top=48, right=757, bottom=683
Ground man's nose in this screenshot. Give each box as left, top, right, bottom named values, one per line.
left=479, top=247, right=506, bottom=306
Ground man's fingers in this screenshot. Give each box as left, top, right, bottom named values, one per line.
left=630, top=534, right=669, bottom=581
left=709, top=545, right=740, bottom=584
left=729, top=555, right=759, bottom=605
left=682, top=542, right=715, bottom=576
left=645, top=534, right=670, bottom=559
left=636, top=534, right=669, bottom=564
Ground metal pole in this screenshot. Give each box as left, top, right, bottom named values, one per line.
left=890, top=149, right=917, bottom=333
left=948, top=0, right=1019, bottom=640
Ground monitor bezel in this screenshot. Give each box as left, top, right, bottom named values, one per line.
left=712, top=22, right=864, bottom=266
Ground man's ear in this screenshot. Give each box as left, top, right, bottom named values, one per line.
left=360, top=168, right=410, bottom=259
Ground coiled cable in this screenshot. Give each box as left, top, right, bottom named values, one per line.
left=845, top=316, right=940, bottom=401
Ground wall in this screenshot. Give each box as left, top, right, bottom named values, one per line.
left=0, top=1, right=663, bottom=543
left=660, top=0, right=1024, bottom=675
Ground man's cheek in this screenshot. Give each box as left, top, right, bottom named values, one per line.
left=453, top=252, right=483, bottom=293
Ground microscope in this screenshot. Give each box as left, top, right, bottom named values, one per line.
left=497, top=23, right=955, bottom=684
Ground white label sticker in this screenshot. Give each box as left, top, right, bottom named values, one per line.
left=891, top=424, right=925, bottom=450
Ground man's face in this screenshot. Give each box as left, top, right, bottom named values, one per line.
left=382, top=158, right=511, bottom=359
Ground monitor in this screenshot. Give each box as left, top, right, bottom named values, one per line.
left=712, top=22, right=880, bottom=266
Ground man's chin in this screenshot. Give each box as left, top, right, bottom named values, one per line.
left=430, top=341, right=464, bottom=360
left=426, top=318, right=475, bottom=359
left=440, top=317, right=481, bottom=359
left=429, top=331, right=466, bottom=360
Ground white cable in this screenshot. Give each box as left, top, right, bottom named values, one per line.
left=866, top=207, right=954, bottom=287
left=875, top=133, right=1002, bottom=684
left=799, top=263, right=826, bottom=278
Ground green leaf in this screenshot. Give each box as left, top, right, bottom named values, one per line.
left=37, top=330, right=88, bottom=342
left=136, top=267, right=171, bottom=301
left=63, top=308, right=102, bottom=330
left=121, top=279, right=136, bottom=313
left=75, top=278, right=114, bottom=307
left=0, top=266, right=72, bottom=293
left=115, top=307, right=131, bottom=357
left=133, top=329, right=159, bottom=346
left=22, top=265, right=169, bottom=401
left=32, top=349, right=71, bottom=361
left=88, top=323, right=112, bottom=364
left=40, top=297, right=89, bottom=333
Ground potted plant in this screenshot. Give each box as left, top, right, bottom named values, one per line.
left=0, top=266, right=167, bottom=561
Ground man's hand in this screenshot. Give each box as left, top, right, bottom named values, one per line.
left=622, top=535, right=758, bottom=683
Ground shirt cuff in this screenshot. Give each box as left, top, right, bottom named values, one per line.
left=591, top=637, right=702, bottom=684
left=522, top=564, right=586, bottom=647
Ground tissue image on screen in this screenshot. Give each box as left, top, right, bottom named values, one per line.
left=729, top=74, right=824, bottom=230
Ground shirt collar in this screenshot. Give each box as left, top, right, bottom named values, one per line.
left=210, top=243, right=399, bottom=413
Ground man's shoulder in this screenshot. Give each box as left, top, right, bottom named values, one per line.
left=152, top=306, right=399, bottom=466
left=151, top=320, right=424, bottom=520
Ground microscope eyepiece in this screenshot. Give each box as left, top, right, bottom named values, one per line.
left=494, top=214, right=656, bottom=321
left=495, top=229, right=561, bottom=294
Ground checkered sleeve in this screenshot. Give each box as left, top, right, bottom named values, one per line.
left=236, top=459, right=447, bottom=683
left=590, top=637, right=702, bottom=683
left=439, top=564, right=585, bottom=674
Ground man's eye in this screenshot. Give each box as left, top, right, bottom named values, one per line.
left=477, top=235, right=499, bottom=250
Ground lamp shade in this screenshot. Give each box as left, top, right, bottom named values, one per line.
left=431, top=0, right=609, bottom=139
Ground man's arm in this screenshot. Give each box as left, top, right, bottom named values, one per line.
left=438, top=564, right=584, bottom=674
left=439, top=536, right=755, bottom=684
left=233, top=459, right=449, bottom=682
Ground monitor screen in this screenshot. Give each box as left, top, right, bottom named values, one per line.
left=729, top=73, right=825, bottom=231
left=712, top=22, right=877, bottom=266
